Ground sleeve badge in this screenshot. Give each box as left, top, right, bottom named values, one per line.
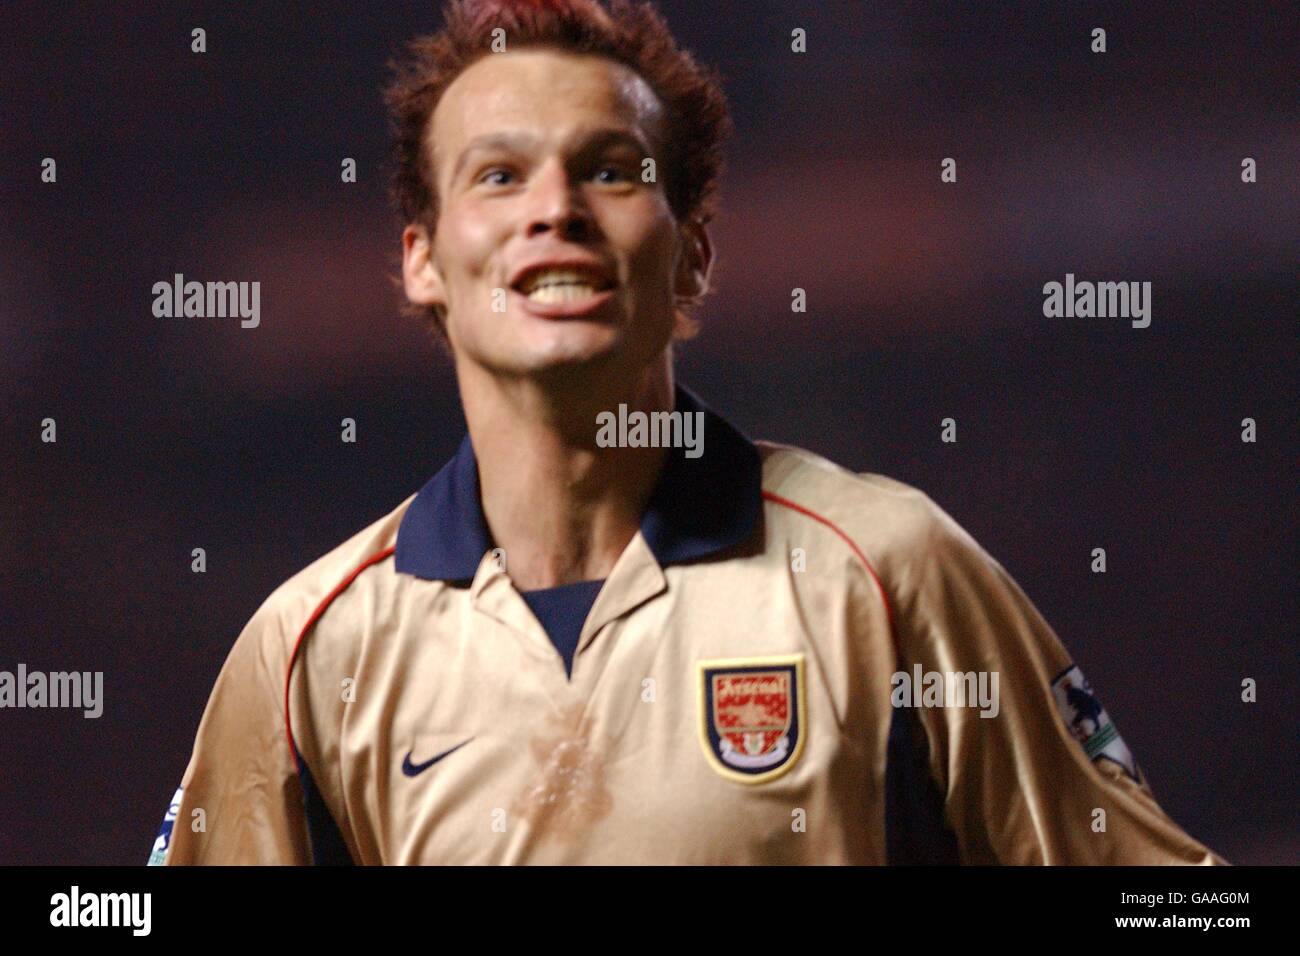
left=146, top=786, right=183, bottom=866
left=1050, top=665, right=1140, bottom=782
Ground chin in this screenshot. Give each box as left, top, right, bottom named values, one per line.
left=514, top=321, right=625, bottom=371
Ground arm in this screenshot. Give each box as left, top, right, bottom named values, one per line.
left=154, top=598, right=312, bottom=865
left=894, top=495, right=1226, bottom=865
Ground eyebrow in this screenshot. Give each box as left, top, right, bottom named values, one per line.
left=447, top=127, right=653, bottom=186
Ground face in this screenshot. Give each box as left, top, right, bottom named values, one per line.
left=402, top=47, right=709, bottom=385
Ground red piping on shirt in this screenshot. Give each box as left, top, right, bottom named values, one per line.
left=760, top=490, right=898, bottom=653
left=283, top=545, right=397, bottom=775
left=284, top=498, right=897, bottom=771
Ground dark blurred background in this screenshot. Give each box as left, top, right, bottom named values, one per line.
left=1, top=1, right=1295, bottom=864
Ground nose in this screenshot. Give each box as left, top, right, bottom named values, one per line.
left=524, top=158, right=594, bottom=241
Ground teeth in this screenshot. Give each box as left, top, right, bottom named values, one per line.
left=519, top=268, right=608, bottom=295
left=527, top=283, right=601, bottom=304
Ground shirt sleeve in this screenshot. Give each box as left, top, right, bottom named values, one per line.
left=893, top=494, right=1227, bottom=865
left=158, top=598, right=312, bottom=865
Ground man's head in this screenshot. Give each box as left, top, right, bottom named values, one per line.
left=384, top=0, right=732, bottom=385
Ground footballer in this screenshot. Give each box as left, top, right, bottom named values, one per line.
left=151, top=0, right=1225, bottom=865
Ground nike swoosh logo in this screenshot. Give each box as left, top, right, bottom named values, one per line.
left=402, top=737, right=474, bottom=777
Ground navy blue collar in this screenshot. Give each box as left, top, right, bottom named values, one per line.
left=395, top=384, right=762, bottom=582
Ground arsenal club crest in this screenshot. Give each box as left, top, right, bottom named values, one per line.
left=697, top=655, right=806, bottom=784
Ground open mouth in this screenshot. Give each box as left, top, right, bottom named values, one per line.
left=511, top=268, right=615, bottom=305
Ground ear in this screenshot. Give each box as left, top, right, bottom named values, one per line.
left=672, top=217, right=713, bottom=302
left=401, top=221, right=448, bottom=312
left=670, top=218, right=712, bottom=340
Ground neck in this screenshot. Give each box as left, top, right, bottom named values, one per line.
left=456, top=354, right=675, bottom=590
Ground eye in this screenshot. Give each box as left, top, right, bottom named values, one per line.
left=479, top=167, right=515, bottom=186
left=594, top=164, right=630, bottom=184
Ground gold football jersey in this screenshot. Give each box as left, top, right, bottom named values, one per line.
left=153, top=385, right=1225, bottom=865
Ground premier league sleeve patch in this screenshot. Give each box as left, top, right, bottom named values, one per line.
left=146, top=786, right=183, bottom=866
left=1050, top=665, right=1140, bottom=782
left=697, top=655, right=805, bottom=784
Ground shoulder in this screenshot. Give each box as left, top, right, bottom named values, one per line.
left=227, top=492, right=418, bottom=667
left=754, top=440, right=994, bottom=590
